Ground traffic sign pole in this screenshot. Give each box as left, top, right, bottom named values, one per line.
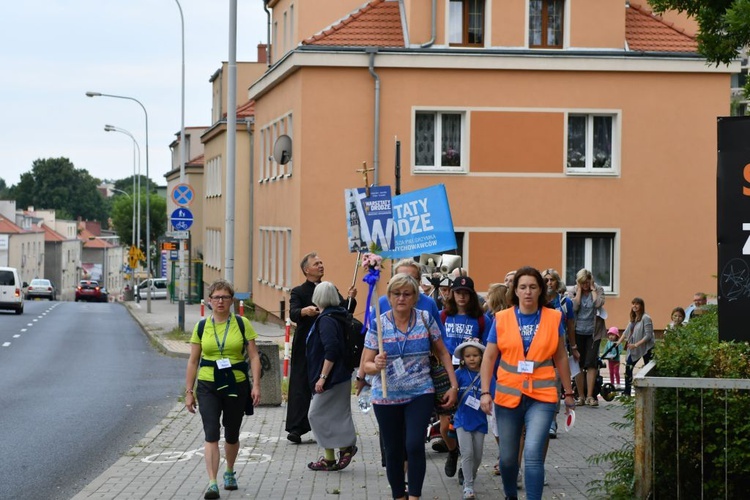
left=170, top=205, right=193, bottom=331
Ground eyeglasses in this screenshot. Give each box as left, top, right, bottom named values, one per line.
left=390, top=292, right=414, bottom=299
left=211, top=295, right=233, bottom=302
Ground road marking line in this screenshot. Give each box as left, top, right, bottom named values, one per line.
left=13, top=335, right=20, bottom=338
left=2, top=342, right=10, bottom=347
left=27, top=323, right=33, bottom=326
left=21, top=329, right=27, bottom=332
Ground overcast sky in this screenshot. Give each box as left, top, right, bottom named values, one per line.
left=1, top=0, right=267, bottom=191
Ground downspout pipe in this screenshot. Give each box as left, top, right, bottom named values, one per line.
left=366, top=48, right=380, bottom=186
left=246, top=118, right=254, bottom=295
left=263, top=1, right=272, bottom=66
left=420, top=0, right=436, bottom=48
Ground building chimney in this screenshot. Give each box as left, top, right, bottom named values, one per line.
left=257, top=43, right=268, bottom=64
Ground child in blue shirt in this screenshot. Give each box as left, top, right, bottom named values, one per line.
left=453, top=339, right=492, bottom=500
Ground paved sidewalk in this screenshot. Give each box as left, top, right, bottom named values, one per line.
left=72, top=300, right=632, bottom=499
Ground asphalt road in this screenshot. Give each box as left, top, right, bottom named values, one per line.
left=0, top=300, right=185, bottom=500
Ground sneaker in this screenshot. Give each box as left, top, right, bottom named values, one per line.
left=586, top=396, right=599, bottom=407
left=462, top=487, right=476, bottom=499
left=517, top=468, right=523, bottom=489
left=204, top=483, right=220, bottom=500
left=544, top=469, right=549, bottom=486
left=458, top=467, right=464, bottom=485
left=445, top=448, right=459, bottom=477
left=549, top=419, right=558, bottom=439
left=223, top=471, right=237, bottom=491
left=431, top=438, right=449, bottom=453
left=575, top=397, right=585, bottom=406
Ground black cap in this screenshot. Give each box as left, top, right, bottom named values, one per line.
left=451, top=276, right=475, bottom=292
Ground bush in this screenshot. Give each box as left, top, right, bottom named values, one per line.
left=651, top=307, right=750, bottom=497
left=587, top=307, right=750, bottom=498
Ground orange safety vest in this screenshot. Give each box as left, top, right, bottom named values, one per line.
left=493, top=307, right=562, bottom=408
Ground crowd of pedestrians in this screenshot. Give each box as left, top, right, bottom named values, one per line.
left=183, top=254, right=706, bottom=500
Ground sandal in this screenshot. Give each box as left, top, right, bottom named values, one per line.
left=493, top=463, right=501, bottom=475
left=337, top=445, right=358, bottom=470
left=307, top=457, right=339, bottom=471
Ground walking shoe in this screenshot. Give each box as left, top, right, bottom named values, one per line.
left=307, top=457, right=339, bottom=471
left=337, top=445, right=358, bottom=470
left=586, top=396, right=599, bottom=407
left=431, top=438, right=449, bottom=453
left=458, top=467, right=464, bottom=485
left=223, top=471, right=237, bottom=490
left=544, top=469, right=549, bottom=485
left=445, top=448, right=459, bottom=477
left=204, top=483, right=220, bottom=500
left=462, top=487, right=476, bottom=499
left=517, top=468, right=523, bottom=489
left=575, top=397, right=585, bottom=406
left=287, top=432, right=302, bottom=444
left=549, top=419, right=558, bottom=439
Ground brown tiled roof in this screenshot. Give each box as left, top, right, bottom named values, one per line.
left=187, top=154, right=205, bottom=167
left=41, top=223, right=66, bottom=242
left=0, top=215, right=23, bottom=234
left=626, top=3, right=698, bottom=53
left=302, top=0, right=404, bottom=48
left=237, top=100, right=255, bottom=118
left=78, top=222, right=114, bottom=249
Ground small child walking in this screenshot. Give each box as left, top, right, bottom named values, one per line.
left=603, top=327, right=622, bottom=386
left=453, top=339, right=492, bottom=500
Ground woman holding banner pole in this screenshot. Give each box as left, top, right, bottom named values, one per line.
left=363, top=273, right=458, bottom=500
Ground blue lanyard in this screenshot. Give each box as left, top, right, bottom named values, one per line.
left=514, top=307, right=541, bottom=356
left=211, top=315, right=231, bottom=356
left=389, top=310, right=415, bottom=358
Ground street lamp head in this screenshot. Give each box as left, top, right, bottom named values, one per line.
left=104, top=125, right=115, bottom=132
left=85, top=91, right=101, bottom=97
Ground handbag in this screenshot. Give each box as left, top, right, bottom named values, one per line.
left=422, top=313, right=454, bottom=413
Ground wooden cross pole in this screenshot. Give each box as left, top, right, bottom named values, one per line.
left=356, top=161, right=375, bottom=198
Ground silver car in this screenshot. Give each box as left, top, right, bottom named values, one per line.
left=26, top=278, right=55, bottom=301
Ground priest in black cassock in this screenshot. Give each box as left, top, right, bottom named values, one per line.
left=285, top=252, right=357, bottom=443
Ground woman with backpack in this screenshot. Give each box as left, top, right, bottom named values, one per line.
left=305, top=281, right=358, bottom=472
left=184, top=279, right=261, bottom=500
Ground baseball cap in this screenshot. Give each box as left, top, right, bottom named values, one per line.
left=451, top=276, right=475, bottom=292
left=607, top=327, right=620, bottom=335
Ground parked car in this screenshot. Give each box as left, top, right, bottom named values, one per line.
left=25, top=278, right=56, bottom=301
left=0, top=266, right=25, bottom=314
left=100, top=287, right=109, bottom=303
left=75, top=280, right=105, bottom=302
left=137, top=278, right=168, bottom=300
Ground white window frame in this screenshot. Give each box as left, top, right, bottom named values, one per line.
left=564, top=231, right=618, bottom=293
left=257, top=226, right=292, bottom=289
left=412, top=109, right=468, bottom=174
left=564, top=111, right=620, bottom=176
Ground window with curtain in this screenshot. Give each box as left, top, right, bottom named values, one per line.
left=415, top=111, right=466, bottom=172
left=449, top=0, right=484, bottom=46
left=565, top=232, right=615, bottom=292
left=529, top=0, right=564, bottom=48
left=567, top=114, right=615, bottom=173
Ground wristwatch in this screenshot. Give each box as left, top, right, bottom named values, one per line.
left=320, top=374, right=328, bottom=379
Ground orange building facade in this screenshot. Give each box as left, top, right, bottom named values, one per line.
left=237, top=0, right=735, bottom=327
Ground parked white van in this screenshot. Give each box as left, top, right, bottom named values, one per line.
left=137, top=278, right=168, bottom=300
left=0, top=267, right=26, bottom=314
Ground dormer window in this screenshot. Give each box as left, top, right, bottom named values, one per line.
left=449, top=0, right=484, bottom=47
left=529, top=0, right=564, bottom=48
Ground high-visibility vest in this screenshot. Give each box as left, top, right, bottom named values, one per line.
left=493, top=307, right=562, bottom=408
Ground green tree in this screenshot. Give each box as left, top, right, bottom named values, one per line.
left=110, top=189, right=167, bottom=267
left=0, top=178, right=9, bottom=199
left=650, top=1, right=750, bottom=80
left=113, top=174, right=159, bottom=195
left=11, top=157, right=108, bottom=222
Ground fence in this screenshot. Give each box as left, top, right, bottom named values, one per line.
left=634, top=361, right=750, bottom=498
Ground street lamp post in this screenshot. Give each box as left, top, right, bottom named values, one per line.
left=104, top=125, right=142, bottom=292
left=174, top=0, right=187, bottom=331
left=86, top=91, right=152, bottom=313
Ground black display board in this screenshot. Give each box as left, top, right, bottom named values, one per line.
left=717, top=116, right=750, bottom=342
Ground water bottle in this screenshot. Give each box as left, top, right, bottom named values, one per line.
left=357, top=385, right=372, bottom=413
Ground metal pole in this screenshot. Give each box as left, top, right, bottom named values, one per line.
left=87, top=92, right=150, bottom=312
left=225, top=0, right=237, bottom=284
left=175, top=0, right=187, bottom=330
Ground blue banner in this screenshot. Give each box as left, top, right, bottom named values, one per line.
left=344, top=186, right=395, bottom=252
left=381, top=184, right=457, bottom=259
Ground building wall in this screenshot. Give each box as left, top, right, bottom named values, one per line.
left=8, top=232, right=44, bottom=285
left=251, top=57, right=727, bottom=327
